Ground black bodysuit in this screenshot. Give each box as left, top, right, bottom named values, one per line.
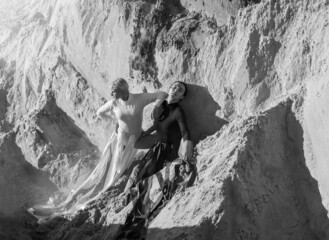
left=157, top=101, right=189, bottom=146
left=134, top=100, right=190, bottom=159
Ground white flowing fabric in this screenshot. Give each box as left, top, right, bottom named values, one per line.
left=63, top=130, right=137, bottom=212
left=28, top=130, right=137, bottom=221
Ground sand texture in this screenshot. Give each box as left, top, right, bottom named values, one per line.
left=0, top=0, right=329, bottom=239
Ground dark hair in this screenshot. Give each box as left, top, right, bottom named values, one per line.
left=111, top=78, right=129, bottom=92
left=170, top=81, right=188, bottom=98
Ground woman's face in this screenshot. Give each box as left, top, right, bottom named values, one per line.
left=168, top=82, right=186, bottom=102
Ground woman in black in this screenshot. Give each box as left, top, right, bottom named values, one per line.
left=115, top=81, right=193, bottom=240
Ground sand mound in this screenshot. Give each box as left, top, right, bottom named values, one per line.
left=0, top=132, right=56, bottom=215
left=0, top=0, right=329, bottom=239
left=15, top=90, right=99, bottom=191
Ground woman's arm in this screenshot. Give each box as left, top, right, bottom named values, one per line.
left=142, top=91, right=168, bottom=106
left=152, top=91, right=168, bottom=107
left=176, top=107, right=193, bottom=160
left=96, top=100, right=115, bottom=121
left=135, top=99, right=165, bottom=149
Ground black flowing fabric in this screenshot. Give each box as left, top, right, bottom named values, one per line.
left=115, top=142, right=196, bottom=240
left=115, top=142, right=175, bottom=240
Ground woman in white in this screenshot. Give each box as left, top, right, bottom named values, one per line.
left=29, top=78, right=167, bottom=219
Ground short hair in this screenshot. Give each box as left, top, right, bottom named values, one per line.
left=170, top=81, right=188, bottom=98
left=111, top=78, right=129, bottom=92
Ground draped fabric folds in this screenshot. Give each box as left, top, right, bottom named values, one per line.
left=115, top=142, right=196, bottom=240
left=115, top=142, right=173, bottom=240
left=28, top=131, right=137, bottom=222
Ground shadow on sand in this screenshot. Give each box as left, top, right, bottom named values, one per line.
left=180, top=84, right=228, bottom=144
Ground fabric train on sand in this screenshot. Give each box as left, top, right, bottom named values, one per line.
left=28, top=130, right=137, bottom=222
